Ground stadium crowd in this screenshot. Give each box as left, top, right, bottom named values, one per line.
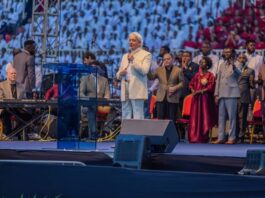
left=0, top=0, right=232, bottom=78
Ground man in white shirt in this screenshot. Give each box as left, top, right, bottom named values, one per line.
left=193, top=41, right=219, bottom=76
left=244, top=39, right=264, bottom=103
left=116, top=32, right=151, bottom=119
left=244, top=39, right=263, bottom=80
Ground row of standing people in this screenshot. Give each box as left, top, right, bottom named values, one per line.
left=116, top=32, right=265, bottom=144
left=1, top=34, right=264, bottom=143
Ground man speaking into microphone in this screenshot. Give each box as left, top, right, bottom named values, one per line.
left=116, top=32, right=151, bottom=119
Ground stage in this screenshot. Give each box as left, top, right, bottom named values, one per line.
left=0, top=140, right=264, bottom=156
left=0, top=141, right=265, bottom=173
left=0, top=141, right=265, bottom=197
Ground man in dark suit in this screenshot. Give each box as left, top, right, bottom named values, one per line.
left=180, top=51, right=199, bottom=111
left=0, top=67, right=26, bottom=137
left=236, top=53, right=255, bottom=142
left=148, top=53, right=183, bottom=123
left=13, top=39, right=36, bottom=98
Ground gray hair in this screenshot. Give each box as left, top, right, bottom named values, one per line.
left=129, top=32, right=143, bottom=47
left=6, top=66, right=16, bottom=75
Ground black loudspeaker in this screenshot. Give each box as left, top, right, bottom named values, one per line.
left=113, top=134, right=151, bottom=169
left=120, top=119, right=179, bottom=153
left=238, top=150, right=265, bottom=175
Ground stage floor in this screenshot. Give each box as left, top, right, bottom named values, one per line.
left=0, top=141, right=264, bottom=157
left=1, top=141, right=265, bottom=197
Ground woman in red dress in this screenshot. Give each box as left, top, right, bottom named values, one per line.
left=188, top=56, right=217, bottom=143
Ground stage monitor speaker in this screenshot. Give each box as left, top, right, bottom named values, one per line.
left=113, top=134, right=151, bottom=169
left=120, top=119, right=179, bottom=153
left=0, top=159, right=86, bottom=166
left=238, top=150, right=265, bottom=175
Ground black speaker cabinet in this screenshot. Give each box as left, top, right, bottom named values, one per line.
left=120, top=119, right=179, bottom=153
left=113, top=134, right=151, bottom=169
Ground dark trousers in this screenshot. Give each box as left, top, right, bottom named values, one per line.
left=261, top=100, right=265, bottom=141
left=156, top=98, right=178, bottom=123
left=1, top=111, right=12, bottom=135
left=237, top=102, right=249, bottom=139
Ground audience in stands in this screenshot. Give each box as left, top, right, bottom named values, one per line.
left=0, top=0, right=233, bottom=74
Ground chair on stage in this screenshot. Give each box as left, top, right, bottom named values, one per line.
left=149, top=95, right=156, bottom=119
left=176, top=94, right=193, bottom=141
left=97, top=105, right=111, bottom=136
left=80, top=105, right=112, bottom=139
left=0, top=119, right=4, bottom=140
left=247, top=99, right=263, bottom=144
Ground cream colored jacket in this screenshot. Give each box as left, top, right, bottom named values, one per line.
left=116, top=48, right=151, bottom=101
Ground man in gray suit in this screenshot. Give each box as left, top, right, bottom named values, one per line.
left=80, top=60, right=110, bottom=139
left=0, top=67, right=26, bottom=137
left=236, top=53, right=255, bottom=142
left=13, top=39, right=36, bottom=98
left=79, top=60, right=110, bottom=99
left=214, top=47, right=241, bottom=144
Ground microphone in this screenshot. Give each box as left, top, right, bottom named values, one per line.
left=127, top=48, right=133, bottom=63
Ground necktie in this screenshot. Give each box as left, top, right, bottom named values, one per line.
left=11, top=84, right=17, bottom=99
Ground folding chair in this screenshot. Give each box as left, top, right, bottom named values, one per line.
left=0, top=119, right=3, bottom=140
left=97, top=105, right=111, bottom=136
left=149, top=94, right=156, bottom=119
left=176, top=94, right=193, bottom=140
left=247, top=99, right=263, bottom=144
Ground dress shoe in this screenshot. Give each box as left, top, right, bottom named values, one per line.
left=225, top=140, right=236, bottom=144
left=212, top=139, right=225, bottom=144
left=27, top=133, right=41, bottom=140
left=0, top=134, right=9, bottom=141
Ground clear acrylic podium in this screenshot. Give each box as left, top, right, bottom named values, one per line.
left=43, top=63, right=99, bottom=150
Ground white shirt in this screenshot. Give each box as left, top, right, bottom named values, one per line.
left=245, top=52, right=263, bottom=79
left=193, top=53, right=220, bottom=77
